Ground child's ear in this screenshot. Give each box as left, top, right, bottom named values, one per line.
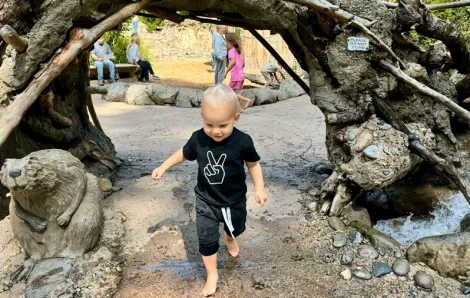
left=234, top=112, right=241, bottom=124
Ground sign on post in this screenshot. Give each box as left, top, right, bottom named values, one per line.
left=347, top=37, right=370, bottom=51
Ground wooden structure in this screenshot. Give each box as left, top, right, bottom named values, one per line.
left=89, top=63, right=139, bottom=78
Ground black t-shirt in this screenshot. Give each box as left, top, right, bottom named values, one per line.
left=183, top=128, right=261, bottom=207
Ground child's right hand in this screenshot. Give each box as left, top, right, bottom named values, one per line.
left=152, top=167, right=166, bottom=181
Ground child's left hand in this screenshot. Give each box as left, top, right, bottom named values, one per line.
left=255, top=191, right=268, bottom=207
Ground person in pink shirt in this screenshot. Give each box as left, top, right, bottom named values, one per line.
left=224, top=33, right=245, bottom=91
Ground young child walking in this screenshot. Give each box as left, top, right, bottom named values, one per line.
left=224, top=33, right=245, bottom=91
left=152, top=84, right=268, bottom=297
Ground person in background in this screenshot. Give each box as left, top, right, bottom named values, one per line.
left=91, top=36, right=116, bottom=86
left=127, top=33, right=160, bottom=83
left=132, top=15, right=139, bottom=34
left=213, top=25, right=227, bottom=84
left=224, top=33, right=246, bottom=91
left=260, top=60, right=284, bottom=87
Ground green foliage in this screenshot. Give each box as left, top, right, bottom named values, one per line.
left=89, top=18, right=154, bottom=66
left=138, top=14, right=164, bottom=32
left=177, top=10, right=190, bottom=16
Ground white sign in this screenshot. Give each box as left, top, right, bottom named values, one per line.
left=347, top=37, right=370, bottom=51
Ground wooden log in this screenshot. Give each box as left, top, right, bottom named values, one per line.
left=0, top=25, right=28, bottom=53
left=283, top=0, right=374, bottom=27
left=87, top=86, right=108, bottom=94
left=87, top=95, right=103, bottom=132
left=383, top=0, right=470, bottom=10
left=0, top=0, right=149, bottom=147
left=249, top=29, right=310, bottom=95
left=380, top=60, right=470, bottom=123
left=373, top=96, right=470, bottom=202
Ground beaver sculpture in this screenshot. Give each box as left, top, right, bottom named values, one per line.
left=0, top=149, right=103, bottom=260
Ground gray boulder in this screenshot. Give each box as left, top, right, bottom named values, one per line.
left=126, top=85, right=154, bottom=105
left=256, top=87, right=279, bottom=105
left=407, top=232, right=470, bottom=277
left=175, top=88, right=202, bottom=108
left=25, top=258, right=74, bottom=298
left=238, top=89, right=258, bottom=105
left=278, top=79, right=308, bottom=101
left=191, top=90, right=204, bottom=107
left=103, top=82, right=129, bottom=102
left=149, top=84, right=179, bottom=105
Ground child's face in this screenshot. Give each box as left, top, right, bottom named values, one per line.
left=201, top=100, right=240, bottom=142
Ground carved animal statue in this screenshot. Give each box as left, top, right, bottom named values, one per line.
left=0, top=149, right=103, bottom=260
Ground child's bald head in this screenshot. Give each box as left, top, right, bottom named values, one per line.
left=201, top=84, right=239, bottom=115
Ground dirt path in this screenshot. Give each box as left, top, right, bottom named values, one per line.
left=93, top=96, right=463, bottom=298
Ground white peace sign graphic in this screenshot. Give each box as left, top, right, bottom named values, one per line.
left=203, top=151, right=227, bottom=185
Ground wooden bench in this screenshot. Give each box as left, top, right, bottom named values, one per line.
left=89, top=63, right=139, bottom=79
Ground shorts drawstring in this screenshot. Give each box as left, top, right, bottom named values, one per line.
left=221, top=207, right=235, bottom=239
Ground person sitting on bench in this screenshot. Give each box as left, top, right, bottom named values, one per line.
left=91, top=37, right=116, bottom=86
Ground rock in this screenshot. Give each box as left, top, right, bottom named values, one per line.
left=278, top=79, right=308, bottom=101
left=103, top=82, right=129, bottom=102
left=98, top=178, right=113, bottom=192
left=328, top=217, right=347, bottom=231
left=315, top=164, right=332, bottom=175
left=414, top=271, right=434, bottom=290
left=379, top=123, right=392, bottom=130
left=346, top=128, right=357, bottom=141
left=463, top=287, right=470, bottom=295
left=126, top=85, right=154, bottom=105
left=406, top=232, right=470, bottom=277
left=255, top=87, right=279, bottom=105
left=372, top=262, right=392, bottom=277
left=394, top=251, right=402, bottom=258
left=340, top=268, right=352, bottom=280
left=332, top=234, right=347, bottom=248
left=461, top=213, right=470, bottom=232
left=341, top=203, right=372, bottom=228
left=357, top=245, right=378, bottom=260
left=304, top=214, right=314, bottom=222
left=349, top=230, right=363, bottom=244
left=351, top=220, right=401, bottom=250
left=340, top=251, right=355, bottom=265
left=174, top=87, right=201, bottom=108
left=353, top=131, right=374, bottom=152
left=25, top=258, right=74, bottom=298
left=149, top=84, right=179, bottom=105
left=320, top=201, right=331, bottom=215
left=111, top=186, right=122, bottom=192
left=353, top=269, right=372, bottom=280
left=363, top=145, right=380, bottom=159
left=238, top=89, right=258, bottom=105
left=307, top=201, right=318, bottom=212
left=392, top=259, right=410, bottom=276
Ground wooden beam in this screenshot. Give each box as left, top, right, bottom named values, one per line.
left=87, top=86, right=108, bottom=94
left=0, top=25, right=28, bottom=53
left=383, top=0, right=470, bottom=10
left=249, top=29, right=310, bottom=95
left=373, top=96, right=470, bottom=202
left=380, top=60, right=470, bottom=123
left=0, top=0, right=149, bottom=148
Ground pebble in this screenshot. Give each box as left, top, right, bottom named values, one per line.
left=392, top=259, right=410, bottom=276
left=117, top=267, right=122, bottom=272
left=315, top=164, right=332, bottom=175
left=379, top=123, right=392, bottom=130
left=383, top=170, right=390, bottom=176
left=340, top=251, right=355, bottom=265
left=332, top=234, right=347, bottom=248
left=340, top=268, right=352, bottom=280
left=328, top=217, right=347, bottom=231
left=372, top=262, right=392, bottom=277
left=414, top=271, right=434, bottom=290
left=363, top=145, right=380, bottom=159
left=349, top=230, right=363, bottom=244
left=353, top=269, right=372, bottom=280
left=112, top=186, right=122, bottom=192
left=394, top=251, right=402, bottom=258
left=347, top=129, right=357, bottom=141
left=358, top=245, right=379, bottom=259
left=391, top=147, right=400, bottom=155
left=383, top=146, right=389, bottom=154
left=304, top=214, right=314, bottom=222
left=98, top=178, right=113, bottom=192
left=307, top=201, right=318, bottom=212
left=462, top=287, right=470, bottom=295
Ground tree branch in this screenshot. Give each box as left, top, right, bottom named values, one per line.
left=380, top=60, right=470, bottom=123
left=383, top=0, right=470, bottom=10
left=0, top=25, right=28, bottom=53
left=87, top=86, right=108, bottom=94
left=0, top=0, right=149, bottom=147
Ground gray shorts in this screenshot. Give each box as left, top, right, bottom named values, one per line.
left=196, top=197, right=247, bottom=256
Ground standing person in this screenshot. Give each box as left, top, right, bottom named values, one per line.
left=224, top=33, right=245, bottom=91
left=152, top=84, right=268, bottom=297
left=132, top=15, right=139, bottom=34
left=127, top=33, right=160, bottom=82
left=90, top=36, right=116, bottom=86
left=213, top=25, right=227, bottom=84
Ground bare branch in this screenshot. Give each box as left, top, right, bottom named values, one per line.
left=283, top=0, right=374, bottom=27
left=0, top=25, right=28, bottom=53
left=383, top=0, right=470, bottom=10
left=87, top=86, right=108, bottom=94
left=0, top=0, right=149, bottom=147
left=380, top=60, right=470, bottom=123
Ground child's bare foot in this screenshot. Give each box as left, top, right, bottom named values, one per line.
left=202, top=272, right=218, bottom=297
left=224, top=233, right=239, bottom=257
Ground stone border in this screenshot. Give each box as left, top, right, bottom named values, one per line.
left=102, top=79, right=309, bottom=108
